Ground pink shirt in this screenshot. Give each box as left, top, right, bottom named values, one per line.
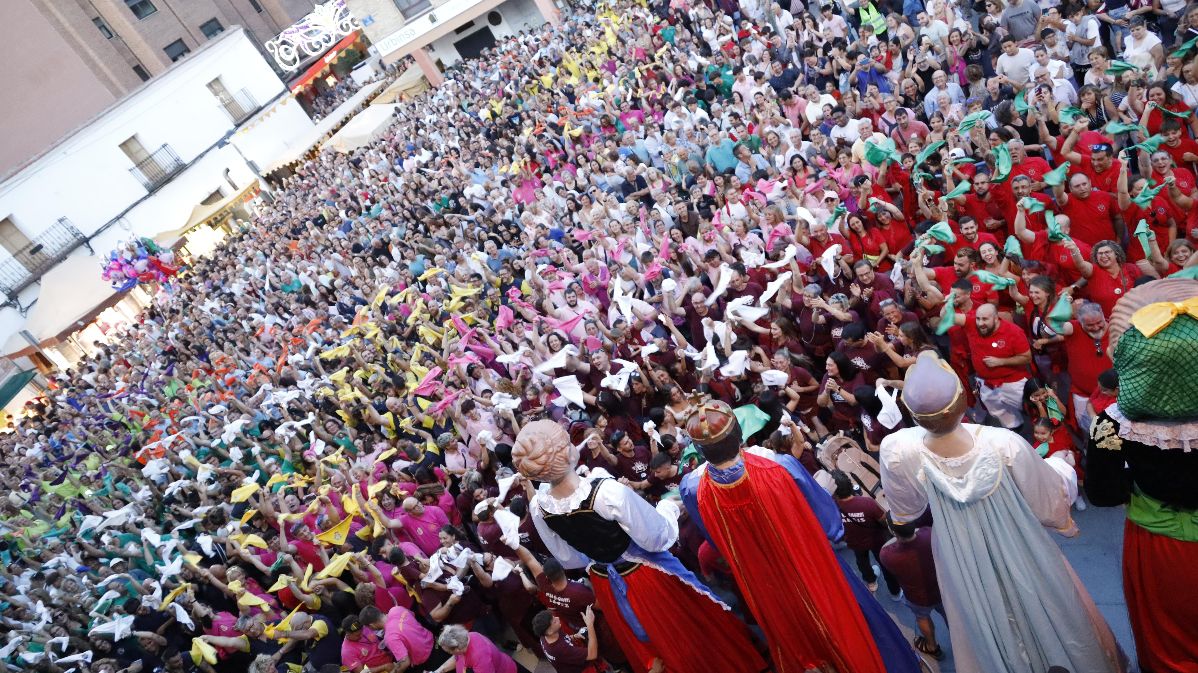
left=384, top=606, right=435, bottom=665
left=456, top=632, right=517, bottom=673
left=402, top=506, right=450, bottom=556
left=341, top=630, right=391, bottom=672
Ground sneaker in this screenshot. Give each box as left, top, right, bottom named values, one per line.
left=890, top=589, right=904, bottom=602
left=1074, top=497, right=1087, bottom=511
left=866, top=581, right=879, bottom=592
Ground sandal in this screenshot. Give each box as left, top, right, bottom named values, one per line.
left=914, top=636, right=946, bottom=661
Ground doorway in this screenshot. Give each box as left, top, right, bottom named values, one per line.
left=453, top=27, right=496, bottom=60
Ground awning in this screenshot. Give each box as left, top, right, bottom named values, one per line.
left=371, top=66, right=431, bottom=105
left=261, top=80, right=386, bottom=173
left=155, top=180, right=260, bottom=248
left=2, top=253, right=126, bottom=358
left=0, top=369, right=36, bottom=408
left=288, top=31, right=362, bottom=93
left=321, top=104, right=398, bottom=152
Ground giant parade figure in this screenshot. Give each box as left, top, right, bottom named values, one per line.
left=1086, top=277, right=1198, bottom=673
left=677, top=399, right=922, bottom=673
left=511, top=419, right=767, bottom=673
left=880, top=350, right=1126, bottom=673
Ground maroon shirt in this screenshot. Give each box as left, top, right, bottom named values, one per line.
left=535, top=573, right=595, bottom=631
left=613, top=445, right=652, bottom=483
left=541, top=632, right=595, bottom=673
left=879, top=528, right=941, bottom=607
left=835, top=494, right=890, bottom=551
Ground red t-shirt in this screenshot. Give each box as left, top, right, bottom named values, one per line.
left=1062, top=190, right=1119, bottom=246
left=932, top=266, right=998, bottom=306
left=1085, top=263, right=1141, bottom=318
left=1077, top=157, right=1122, bottom=194
left=966, top=318, right=1031, bottom=385
left=1062, top=321, right=1112, bottom=397
left=946, top=231, right=1001, bottom=258
left=1010, top=156, right=1052, bottom=184
left=1025, top=231, right=1093, bottom=286
left=1161, top=137, right=1198, bottom=172
left=1122, top=196, right=1180, bottom=262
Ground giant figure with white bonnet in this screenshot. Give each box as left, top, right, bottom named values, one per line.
left=879, top=351, right=1126, bottom=673
left=511, top=419, right=765, bottom=673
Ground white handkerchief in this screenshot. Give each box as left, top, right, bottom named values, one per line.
left=761, top=369, right=790, bottom=387
left=493, top=509, right=522, bottom=549
left=763, top=244, right=797, bottom=269
left=197, top=534, right=215, bottom=557
left=490, top=556, right=515, bottom=582
left=496, top=346, right=529, bottom=366
left=535, top=345, right=578, bottom=374
left=727, top=296, right=770, bottom=323
left=639, top=343, right=660, bottom=356
left=169, top=601, right=195, bottom=630
left=491, top=392, right=522, bottom=411
left=875, top=381, right=904, bottom=429
left=601, top=369, right=633, bottom=393
left=699, top=342, right=719, bottom=371
left=740, top=248, right=766, bottom=268
left=89, top=615, right=135, bottom=641
left=706, top=263, right=732, bottom=306
left=551, top=375, right=586, bottom=408
left=759, top=271, right=792, bottom=307
left=819, top=244, right=841, bottom=277
left=720, top=351, right=752, bottom=377
left=496, top=475, right=517, bottom=502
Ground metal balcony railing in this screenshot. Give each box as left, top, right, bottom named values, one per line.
left=128, top=144, right=185, bottom=192
left=0, top=218, right=88, bottom=297
left=219, top=88, right=260, bottom=125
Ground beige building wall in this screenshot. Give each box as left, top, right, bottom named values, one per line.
left=345, top=0, right=407, bottom=44
left=0, top=0, right=120, bottom=178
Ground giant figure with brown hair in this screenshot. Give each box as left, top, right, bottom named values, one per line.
left=677, top=399, right=922, bottom=673
left=880, top=351, right=1126, bottom=673
left=511, top=420, right=766, bottom=673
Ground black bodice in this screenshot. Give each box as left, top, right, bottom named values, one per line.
left=541, top=478, right=631, bottom=564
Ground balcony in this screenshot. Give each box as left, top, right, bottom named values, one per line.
left=218, top=88, right=260, bottom=125
left=0, top=218, right=88, bottom=298
left=128, top=144, right=185, bottom=192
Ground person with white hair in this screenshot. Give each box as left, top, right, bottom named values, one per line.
left=432, top=624, right=528, bottom=673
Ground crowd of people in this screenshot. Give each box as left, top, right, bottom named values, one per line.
left=4, top=0, right=1198, bottom=669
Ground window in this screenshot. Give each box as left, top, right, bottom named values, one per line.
left=124, top=0, right=157, bottom=20
left=0, top=218, right=33, bottom=257
left=133, top=65, right=150, bottom=81
left=248, top=0, right=263, bottom=12
left=163, top=39, right=190, bottom=62
left=93, top=17, right=114, bottom=39
left=393, top=0, right=433, bottom=19
left=200, top=18, right=224, bottom=38
left=119, top=136, right=150, bottom=165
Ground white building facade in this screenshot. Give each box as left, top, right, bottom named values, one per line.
left=0, top=26, right=316, bottom=407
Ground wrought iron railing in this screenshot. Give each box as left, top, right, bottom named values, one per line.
left=128, top=144, right=185, bottom=192
left=219, top=88, right=260, bottom=124
left=0, top=218, right=88, bottom=297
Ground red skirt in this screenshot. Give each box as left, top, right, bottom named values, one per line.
left=1123, top=520, right=1198, bottom=673
left=589, top=563, right=766, bottom=673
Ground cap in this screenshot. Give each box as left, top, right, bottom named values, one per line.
left=685, top=399, right=739, bottom=446
left=823, top=190, right=839, bottom=201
